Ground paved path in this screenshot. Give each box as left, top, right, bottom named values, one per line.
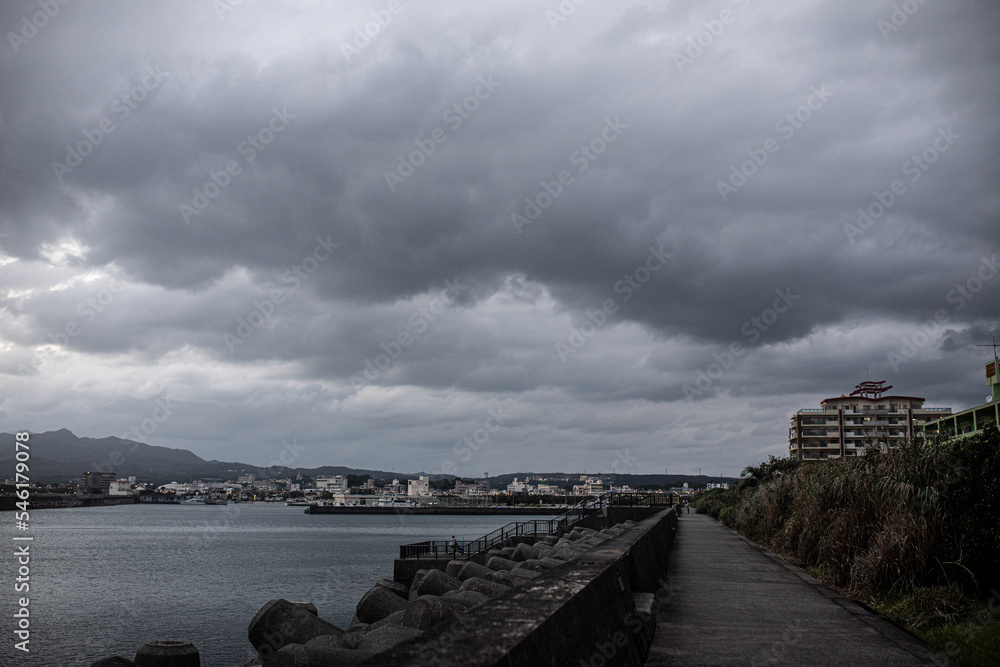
left=644, top=512, right=949, bottom=666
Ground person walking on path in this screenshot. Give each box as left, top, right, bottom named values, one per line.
left=449, top=536, right=463, bottom=556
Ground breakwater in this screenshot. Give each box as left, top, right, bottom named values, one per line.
left=87, top=504, right=677, bottom=666
left=304, top=505, right=568, bottom=515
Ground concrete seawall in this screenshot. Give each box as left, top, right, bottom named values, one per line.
left=87, top=504, right=678, bottom=666
left=366, top=506, right=678, bottom=666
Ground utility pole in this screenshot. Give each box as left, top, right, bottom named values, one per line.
left=976, top=336, right=999, bottom=363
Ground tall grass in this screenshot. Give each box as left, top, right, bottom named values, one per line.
left=698, top=425, right=999, bottom=599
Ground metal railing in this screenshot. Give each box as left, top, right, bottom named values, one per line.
left=398, top=492, right=673, bottom=559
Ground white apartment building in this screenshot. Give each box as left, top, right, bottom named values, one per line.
left=788, top=380, right=952, bottom=460
left=407, top=476, right=430, bottom=496
left=108, top=480, right=135, bottom=496
left=315, top=475, right=349, bottom=493
left=572, top=477, right=605, bottom=496
left=506, top=477, right=534, bottom=493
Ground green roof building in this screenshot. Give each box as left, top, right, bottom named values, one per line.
left=924, top=355, right=1000, bottom=438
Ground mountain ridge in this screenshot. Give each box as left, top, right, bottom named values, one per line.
left=0, top=430, right=734, bottom=487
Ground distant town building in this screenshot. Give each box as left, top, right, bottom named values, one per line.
left=924, top=355, right=999, bottom=438
left=506, top=477, right=533, bottom=494
left=108, top=480, right=135, bottom=496
left=80, top=472, right=116, bottom=494
left=454, top=480, right=491, bottom=495
left=572, top=477, right=605, bottom=496
left=407, top=476, right=430, bottom=496
left=315, top=475, right=349, bottom=493
left=788, top=380, right=952, bottom=460
left=705, top=482, right=730, bottom=491
left=238, top=474, right=255, bottom=485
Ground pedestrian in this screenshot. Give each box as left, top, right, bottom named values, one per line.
left=449, top=536, right=463, bottom=556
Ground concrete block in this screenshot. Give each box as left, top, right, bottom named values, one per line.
left=356, top=625, right=423, bottom=654
left=133, top=640, right=200, bottom=667
left=268, top=636, right=370, bottom=667
left=248, top=599, right=344, bottom=659
left=455, top=560, right=492, bottom=582
left=485, top=570, right=514, bottom=586
left=509, top=568, right=542, bottom=584
left=458, top=576, right=512, bottom=598
left=341, top=629, right=367, bottom=650
left=515, top=559, right=545, bottom=572
left=375, top=579, right=409, bottom=600
left=485, top=556, right=518, bottom=572
left=411, top=568, right=462, bottom=598
left=368, top=610, right=406, bottom=631
left=302, top=635, right=368, bottom=666
left=289, top=601, right=318, bottom=616
left=356, top=585, right=409, bottom=624
left=345, top=620, right=368, bottom=635
left=442, top=589, right=490, bottom=609
left=266, top=644, right=307, bottom=667
left=401, top=595, right=469, bottom=631
left=511, top=543, right=540, bottom=562
left=537, top=535, right=559, bottom=546
left=445, top=560, right=465, bottom=579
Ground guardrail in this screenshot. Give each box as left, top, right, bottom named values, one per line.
left=399, top=492, right=673, bottom=559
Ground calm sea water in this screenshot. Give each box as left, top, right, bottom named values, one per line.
left=0, top=503, right=548, bottom=667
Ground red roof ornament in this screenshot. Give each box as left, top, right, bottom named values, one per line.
left=849, top=380, right=893, bottom=400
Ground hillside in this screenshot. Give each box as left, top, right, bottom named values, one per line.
left=0, top=430, right=733, bottom=488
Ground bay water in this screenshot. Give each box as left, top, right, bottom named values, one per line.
left=0, top=503, right=548, bottom=667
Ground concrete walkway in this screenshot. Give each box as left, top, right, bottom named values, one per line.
left=644, top=513, right=949, bottom=666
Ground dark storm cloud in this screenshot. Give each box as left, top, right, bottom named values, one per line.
left=0, top=0, right=998, bottom=475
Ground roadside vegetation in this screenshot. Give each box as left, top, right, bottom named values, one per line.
left=695, top=424, right=1000, bottom=666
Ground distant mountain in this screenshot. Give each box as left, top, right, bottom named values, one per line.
left=0, top=430, right=736, bottom=487
left=0, top=430, right=401, bottom=486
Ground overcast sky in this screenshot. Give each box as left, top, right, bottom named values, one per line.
left=1, top=0, right=997, bottom=478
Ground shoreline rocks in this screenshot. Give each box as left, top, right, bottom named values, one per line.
left=90, top=519, right=638, bottom=667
